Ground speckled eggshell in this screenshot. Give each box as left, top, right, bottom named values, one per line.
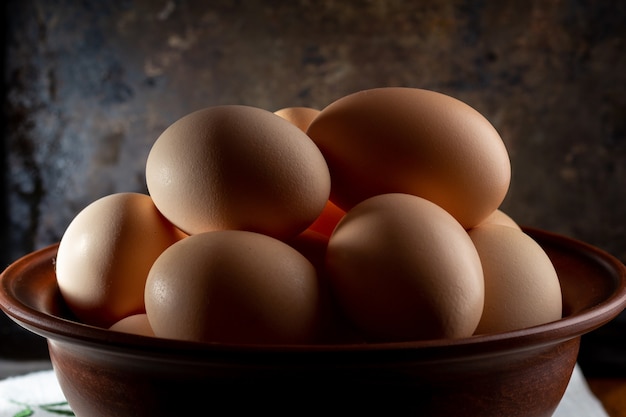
left=307, top=87, right=511, bottom=229
left=55, top=192, right=186, bottom=328
left=145, top=105, right=331, bottom=240
left=144, top=230, right=323, bottom=345
left=468, top=224, right=563, bottom=334
left=325, top=193, right=485, bottom=342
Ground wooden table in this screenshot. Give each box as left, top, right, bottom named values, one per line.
left=588, top=378, right=626, bottom=417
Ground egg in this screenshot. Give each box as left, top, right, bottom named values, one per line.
left=273, top=106, right=346, bottom=238
left=476, top=209, right=521, bottom=230
left=146, top=105, right=331, bottom=239
left=144, top=230, right=322, bottom=344
left=274, top=106, right=320, bottom=132
left=109, top=314, right=155, bottom=337
left=285, top=229, right=329, bottom=273
left=285, top=229, right=362, bottom=343
left=306, top=199, right=346, bottom=237
left=468, top=224, right=562, bottom=334
left=307, top=87, right=511, bottom=228
left=55, top=192, right=186, bottom=327
left=325, top=193, right=485, bottom=342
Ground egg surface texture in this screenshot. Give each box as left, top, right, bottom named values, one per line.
left=325, top=193, right=484, bottom=342
left=144, top=230, right=322, bottom=344
left=273, top=106, right=345, bottom=237
left=468, top=224, right=562, bottom=334
left=146, top=105, right=331, bottom=239
left=307, top=87, right=511, bottom=229
left=55, top=192, right=185, bottom=327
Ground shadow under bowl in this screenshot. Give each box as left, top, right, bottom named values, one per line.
left=1, top=227, right=625, bottom=416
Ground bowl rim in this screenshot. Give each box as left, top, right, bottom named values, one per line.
left=1, top=227, right=625, bottom=360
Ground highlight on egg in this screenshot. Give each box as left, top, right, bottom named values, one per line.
left=55, top=192, right=186, bottom=328
left=307, top=87, right=511, bottom=229
left=468, top=223, right=563, bottom=334
left=145, top=105, right=331, bottom=240
left=144, top=230, right=324, bottom=345
left=325, top=193, right=485, bottom=342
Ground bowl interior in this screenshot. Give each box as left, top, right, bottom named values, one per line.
left=1, top=227, right=625, bottom=355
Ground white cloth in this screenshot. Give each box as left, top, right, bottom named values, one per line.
left=554, top=364, right=610, bottom=417
left=0, top=369, right=70, bottom=416
left=0, top=363, right=609, bottom=416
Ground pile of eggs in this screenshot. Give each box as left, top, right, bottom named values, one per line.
left=55, top=87, right=563, bottom=345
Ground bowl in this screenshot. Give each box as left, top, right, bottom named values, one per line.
left=1, top=227, right=625, bottom=416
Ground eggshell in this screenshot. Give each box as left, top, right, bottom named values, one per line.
left=468, top=224, right=562, bottom=334
left=55, top=192, right=186, bottom=328
left=109, top=314, right=155, bottom=337
left=144, top=230, right=323, bottom=344
left=476, top=209, right=521, bottom=230
left=306, top=199, right=346, bottom=237
left=273, top=106, right=345, bottom=238
left=274, top=106, right=320, bottom=132
left=285, top=229, right=329, bottom=273
left=307, top=87, right=511, bottom=228
left=146, top=105, right=331, bottom=239
left=285, top=229, right=362, bottom=343
left=325, top=193, right=485, bottom=342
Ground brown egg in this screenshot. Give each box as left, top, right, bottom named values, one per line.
left=146, top=105, right=331, bottom=240
left=325, top=193, right=484, bottom=342
left=475, top=209, right=521, bottom=230
left=285, top=229, right=329, bottom=273
left=468, top=224, right=562, bottom=334
left=274, top=106, right=320, bottom=132
left=306, top=199, right=346, bottom=237
left=285, top=229, right=362, bottom=343
left=109, top=314, right=155, bottom=337
left=274, top=106, right=345, bottom=238
left=55, top=193, right=186, bottom=328
left=144, top=230, right=322, bottom=345
left=307, top=87, right=511, bottom=229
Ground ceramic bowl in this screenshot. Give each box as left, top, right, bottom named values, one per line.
left=1, top=228, right=625, bottom=416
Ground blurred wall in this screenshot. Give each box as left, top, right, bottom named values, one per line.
left=3, top=0, right=625, bottom=265
left=2, top=0, right=625, bottom=366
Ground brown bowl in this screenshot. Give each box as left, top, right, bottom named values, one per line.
left=1, top=227, right=625, bottom=416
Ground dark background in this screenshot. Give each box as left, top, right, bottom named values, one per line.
left=2, top=0, right=625, bottom=375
